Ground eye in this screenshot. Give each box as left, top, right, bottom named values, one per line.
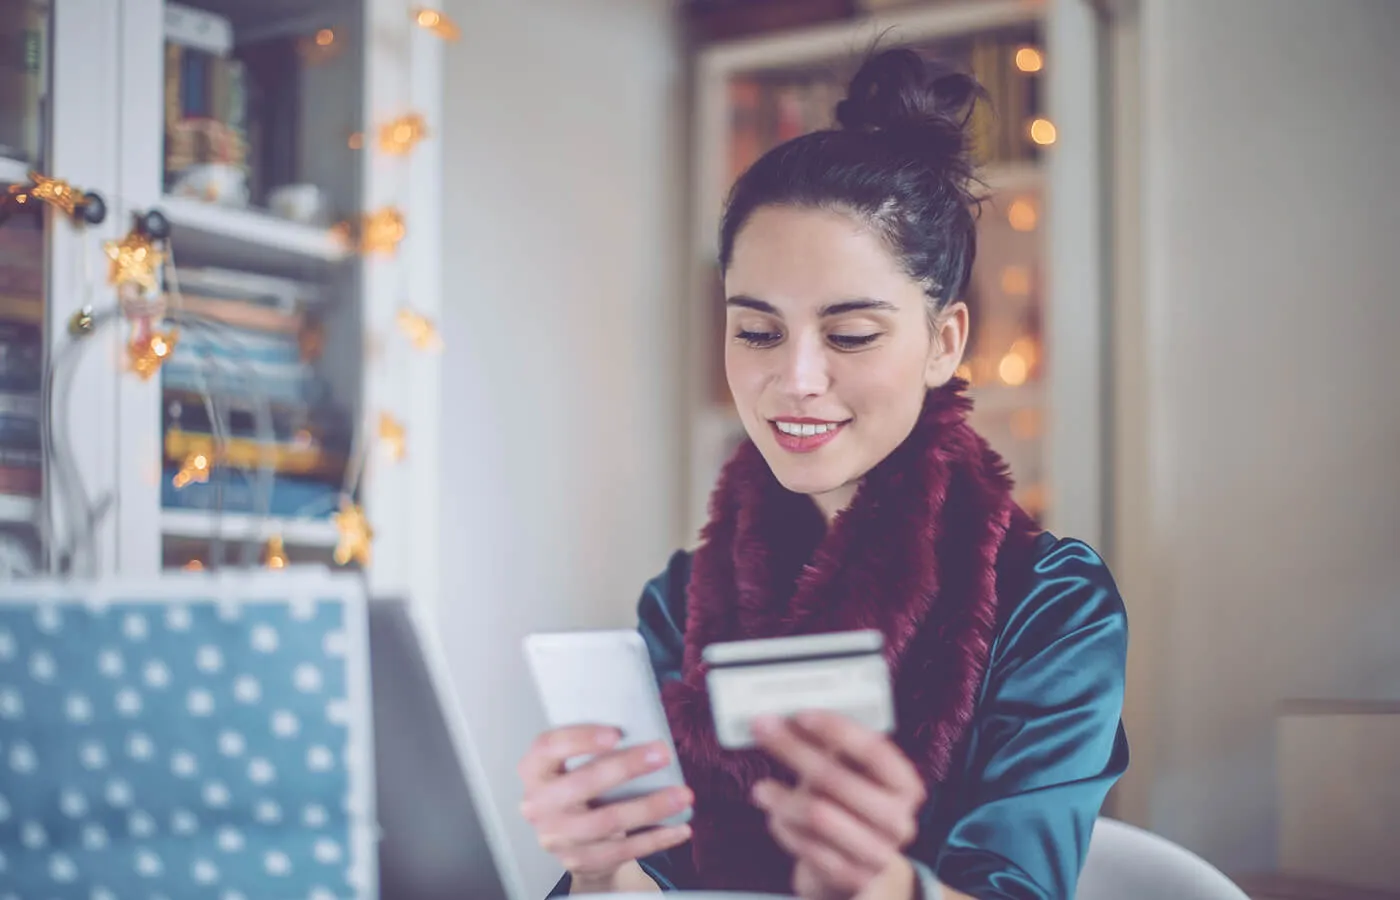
left=828, top=333, right=881, bottom=350
left=736, top=328, right=781, bottom=348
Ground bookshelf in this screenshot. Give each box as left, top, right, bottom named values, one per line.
left=1, top=0, right=445, bottom=610
left=682, top=0, right=1109, bottom=547
left=162, top=195, right=353, bottom=270
left=160, top=509, right=341, bottom=547
left=0, top=157, right=27, bottom=185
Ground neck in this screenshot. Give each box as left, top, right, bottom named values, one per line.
left=810, top=481, right=858, bottom=524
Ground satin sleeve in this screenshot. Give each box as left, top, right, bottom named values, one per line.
left=922, top=537, right=1129, bottom=900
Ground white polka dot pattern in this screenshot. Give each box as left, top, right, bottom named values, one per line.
left=0, top=594, right=368, bottom=898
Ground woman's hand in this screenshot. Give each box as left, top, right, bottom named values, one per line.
left=751, top=711, right=927, bottom=900
left=518, top=725, right=694, bottom=894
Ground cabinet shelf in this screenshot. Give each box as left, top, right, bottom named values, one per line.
left=162, top=194, right=351, bottom=274
left=0, top=495, right=39, bottom=525
left=160, top=509, right=340, bottom=547
left=0, top=156, right=29, bottom=185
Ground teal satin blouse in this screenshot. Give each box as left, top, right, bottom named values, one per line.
left=551, top=532, right=1129, bottom=899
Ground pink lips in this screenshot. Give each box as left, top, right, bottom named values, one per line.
left=769, top=417, right=848, bottom=453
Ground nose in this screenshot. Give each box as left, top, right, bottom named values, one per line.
left=775, top=332, right=830, bottom=399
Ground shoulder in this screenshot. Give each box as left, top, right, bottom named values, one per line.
left=636, top=550, right=693, bottom=680
left=990, top=532, right=1128, bottom=672
left=639, top=548, right=692, bottom=622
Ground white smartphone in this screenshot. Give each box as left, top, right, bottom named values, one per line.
left=522, top=629, right=691, bottom=827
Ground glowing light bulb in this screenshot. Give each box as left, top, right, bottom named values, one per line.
left=998, top=352, right=1029, bottom=387
left=264, top=536, right=288, bottom=570
left=378, top=413, right=407, bottom=462
left=172, top=452, right=211, bottom=489
left=1007, top=197, right=1038, bottom=232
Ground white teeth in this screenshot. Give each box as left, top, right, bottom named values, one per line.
left=775, top=421, right=840, bottom=436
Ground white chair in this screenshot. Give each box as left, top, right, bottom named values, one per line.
left=1077, top=817, right=1251, bottom=900
left=583, top=820, right=1249, bottom=900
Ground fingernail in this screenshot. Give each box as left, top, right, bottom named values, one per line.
left=596, top=729, right=620, bottom=749
left=751, top=716, right=779, bottom=737
left=670, top=788, right=690, bottom=810
left=645, top=743, right=668, bottom=765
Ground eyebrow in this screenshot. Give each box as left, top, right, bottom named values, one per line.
left=725, top=296, right=898, bottom=317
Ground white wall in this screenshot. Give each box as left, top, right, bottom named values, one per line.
left=436, top=1, right=684, bottom=894
left=1116, top=0, right=1400, bottom=876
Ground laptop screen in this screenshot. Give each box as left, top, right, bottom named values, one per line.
left=368, top=598, right=518, bottom=900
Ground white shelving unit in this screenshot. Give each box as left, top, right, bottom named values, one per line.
left=11, top=0, right=445, bottom=612
left=162, top=194, right=352, bottom=270
left=0, top=495, right=39, bottom=526
left=160, top=509, right=341, bottom=547
left=0, top=156, right=29, bottom=185
left=682, top=0, right=1108, bottom=546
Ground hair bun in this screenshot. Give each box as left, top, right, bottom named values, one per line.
left=835, top=47, right=981, bottom=142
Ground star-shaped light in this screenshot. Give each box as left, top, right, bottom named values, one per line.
left=105, top=230, right=165, bottom=295
left=128, top=329, right=178, bottom=380
left=378, top=413, right=407, bottom=462
left=379, top=113, right=428, bottom=156
left=264, top=535, right=289, bottom=570
left=412, top=7, right=461, bottom=40
left=332, top=499, right=373, bottom=567
left=396, top=308, right=443, bottom=352
left=171, top=450, right=211, bottom=489
left=27, top=171, right=80, bottom=215
left=360, top=207, right=406, bottom=255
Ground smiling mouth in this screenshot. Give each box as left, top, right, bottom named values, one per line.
left=772, top=420, right=845, bottom=437
left=767, top=418, right=850, bottom=452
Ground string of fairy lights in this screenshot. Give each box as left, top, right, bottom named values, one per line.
left=1, top=5, right=462, bottom=575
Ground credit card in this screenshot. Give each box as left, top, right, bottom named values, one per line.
left=702, top=629, right=895, bottom=750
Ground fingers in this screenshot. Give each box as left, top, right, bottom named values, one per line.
left=517, top=725, right=621, bottom=787
left=522, top=740, right=673, bottom=818
left=768, top=812, right=871, bottom=895
left=751, top=717, right=918, bottom=846
left=556, top=823, right=694, bottom=877
left=753, top=779, right=899, bottom=874
left=517, top=728, right=693, bottom=882
left=792, top=711, right=926, bottom=801
left=538, top=786, right=693, bottom=849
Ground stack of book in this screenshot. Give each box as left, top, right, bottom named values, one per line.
left=163, top=2, right=249, bottom=202
left=161, top=266, right=350, bottom=521
left=0, top=218, right=43, bottom=503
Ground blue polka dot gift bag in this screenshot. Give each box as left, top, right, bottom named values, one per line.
left=0, top=568, right=377, bottom=900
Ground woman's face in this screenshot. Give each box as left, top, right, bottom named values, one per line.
left=723, top=205, right=967, bottom=519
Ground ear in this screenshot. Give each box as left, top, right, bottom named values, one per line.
left=924, top=301, right=969, bottom=388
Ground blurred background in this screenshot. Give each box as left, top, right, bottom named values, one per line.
left=1, top=0, right=1396, bottom=898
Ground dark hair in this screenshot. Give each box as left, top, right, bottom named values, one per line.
left=718, top=48, right=985, bottom=315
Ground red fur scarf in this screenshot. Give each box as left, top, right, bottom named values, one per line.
left=660, top=382, right=1039, bottom=894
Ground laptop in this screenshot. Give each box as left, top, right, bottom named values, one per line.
left=367, top=596, right=523, bottom=900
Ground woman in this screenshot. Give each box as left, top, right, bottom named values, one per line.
left=518, top=48, right=1128, bottom=900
